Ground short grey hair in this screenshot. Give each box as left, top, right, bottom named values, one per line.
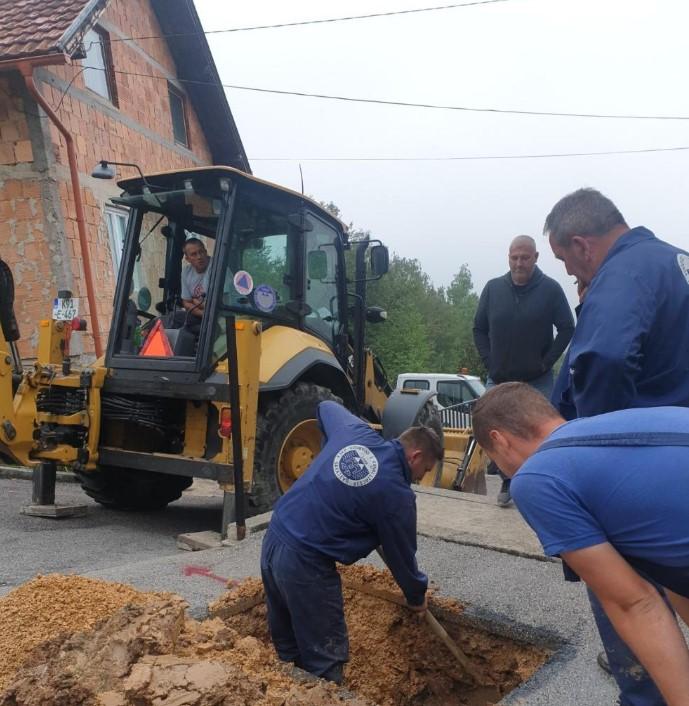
left=543, top=188, right=627, bottom=246
left=509, top=235, right=537, bottom=251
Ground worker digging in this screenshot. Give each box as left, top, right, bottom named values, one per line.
left=260, top=400, right=443, bottom=684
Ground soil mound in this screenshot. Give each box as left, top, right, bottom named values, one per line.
left=0, top=577, right=369, bottom=706
left=0, top=567, right=548, bottom=706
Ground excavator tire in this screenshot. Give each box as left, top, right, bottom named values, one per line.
left=250, top=382, right=341, bottom=513
left=411, top=397, right=444, bottom=444
left=74, top=466, right=193, bottom=511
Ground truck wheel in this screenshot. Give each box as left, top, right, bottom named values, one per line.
left=74, top=466, right=193, bottom=511
left=250, top=382, right=341, bottom=512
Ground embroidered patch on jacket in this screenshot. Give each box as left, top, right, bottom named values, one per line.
left=333, top=445, right=379, bottom=487
left=678, top=253, right=689, bottom=285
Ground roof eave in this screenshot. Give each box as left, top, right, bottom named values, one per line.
left=57, top=0, right=109, bottom=57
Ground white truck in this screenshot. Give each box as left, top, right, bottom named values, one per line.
left=395, top=372, right=485, bottom=428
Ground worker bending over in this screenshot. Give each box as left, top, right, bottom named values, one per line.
left=261, top=401, right=443, bottom=684
left=472, top=383, right=689, bottom=706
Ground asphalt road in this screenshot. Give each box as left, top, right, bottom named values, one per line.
left=0, top=473, right=625, bottom=704
left=0, top=476, right=225, bottom=591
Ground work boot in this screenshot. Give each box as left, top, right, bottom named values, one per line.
left=320, top=662, right=344, bottom=685
left=497, top=479, right=512, bottom=507
left=597, top=650, right=612, bottom=675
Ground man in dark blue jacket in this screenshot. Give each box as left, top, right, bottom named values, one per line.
left=545, top=187, right=689, bottom=706
left=260, top=401, right=443, bottom=684
left=473, top=235, right=574, bottom=505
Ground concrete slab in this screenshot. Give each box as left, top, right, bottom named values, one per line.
left=177, top=530, right=223, bottom=551
left=222, top=510, right=273, bottom=545
left=20, top=503, right=88, bottom=518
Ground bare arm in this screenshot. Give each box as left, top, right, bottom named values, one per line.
left=667, top=590, right=689, bottom=629
left=182, top=297, right=205, bottom=317
left=562, top=543, right=689, bottom=706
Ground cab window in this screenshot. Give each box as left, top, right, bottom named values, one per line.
left=402, top=379, right=430, bottom=390
left=436, top=380, right=473, bottom=407
left=304, top=214, right=342, bottom=345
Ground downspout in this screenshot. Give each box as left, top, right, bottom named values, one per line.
left=15, top=60, right=104, bottom=358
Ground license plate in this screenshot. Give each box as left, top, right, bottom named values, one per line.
left=52, top=297, right=79, bottom=321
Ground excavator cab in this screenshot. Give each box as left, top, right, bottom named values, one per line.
left=107, top=168, right=350, bottom=380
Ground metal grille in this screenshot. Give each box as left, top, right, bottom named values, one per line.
left=36, top=386, right=87, bottom=415
left=438, top=400, right=475, bottom=429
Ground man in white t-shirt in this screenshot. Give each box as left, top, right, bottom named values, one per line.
left=181, top=238, right=211, bottom=319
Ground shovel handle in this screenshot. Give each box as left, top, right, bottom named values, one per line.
left=374, top=547, right=479, bottom=681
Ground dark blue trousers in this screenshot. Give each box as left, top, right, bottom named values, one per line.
left=260, top=528, right=348, bottom=682
left=588, top=582, right=671, bottom=706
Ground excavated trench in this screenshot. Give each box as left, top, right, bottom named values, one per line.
left=0, top=568, right=550, bottom=706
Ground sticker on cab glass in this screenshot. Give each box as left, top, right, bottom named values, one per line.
left=233, top=270, right=254, bottom=296
left=254, top=284, right=277, bottom=313
left=677, top=253, right=689, bottom=286
left=333, top=445, right=379, bottom=487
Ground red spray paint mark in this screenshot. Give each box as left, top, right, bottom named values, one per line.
left=182, top=565, right=240, bottom=588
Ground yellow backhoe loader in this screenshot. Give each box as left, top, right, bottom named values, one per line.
left=0, top=165, right=485, bottom=531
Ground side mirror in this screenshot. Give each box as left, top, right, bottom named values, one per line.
left=307, top=250, right=328, bottom=280
left=370, top=245, right=389, bottom=276
left=366, top=306, right=387, bottom=324
left=91, top=160, right=116, bottom=179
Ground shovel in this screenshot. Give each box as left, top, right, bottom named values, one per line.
left=374, top=547, right=481, bottom=682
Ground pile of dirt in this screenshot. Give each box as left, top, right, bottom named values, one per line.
left=0, top=568, right=548, bottom=706
left=0, top=574, right=159, bottom=692
left=212, top=565, right=549, bottom=706
left=0, top=576, right=370, bottom=706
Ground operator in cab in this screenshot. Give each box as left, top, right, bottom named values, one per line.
left=180, top=237, right=211, bottom=327
left=261, top=401, right=443, bottom=684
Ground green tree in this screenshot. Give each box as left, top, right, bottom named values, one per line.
left=366, top=257, right=432, bottom=381
left=312, top=200, right=486, bottom=383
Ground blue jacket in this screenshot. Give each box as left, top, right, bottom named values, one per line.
left=270, top=401, right=427, bottom=606
left=552, top=227, right=689, bottom=418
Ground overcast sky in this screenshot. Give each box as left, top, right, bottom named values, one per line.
left=195, top=0, right=689, bottom=307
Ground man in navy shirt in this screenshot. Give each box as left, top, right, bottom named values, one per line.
left=261, top=401, right=443, bottom=684
left=472, top=383, right=689, bottom=706
left=544, top=187, right=689, bottom=705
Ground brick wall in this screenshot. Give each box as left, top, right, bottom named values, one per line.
left=0, top=76, right=70, bottom=354
left=0, top=0, right=218, bottom=358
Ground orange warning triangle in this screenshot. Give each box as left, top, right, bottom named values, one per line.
left=140, top=319, right=174, bottom=357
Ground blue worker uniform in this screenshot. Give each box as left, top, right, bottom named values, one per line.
left=552, top=227, right=689, bottom=418
left=550, top=227, right=689, bottom=706
left=261, top=401, right=427, bottom=681
left=512, top=407, right=689, bottom=598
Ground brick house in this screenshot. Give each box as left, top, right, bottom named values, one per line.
left=0, top=0, right=249, bottom=358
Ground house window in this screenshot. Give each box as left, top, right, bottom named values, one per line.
left=168, top=83, right=189, bottom=147
left=106, top=207, right=142, bottom=290
left=105, top=207, right=128, bottom=274
left=83, top=27, right=117, bottom=104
